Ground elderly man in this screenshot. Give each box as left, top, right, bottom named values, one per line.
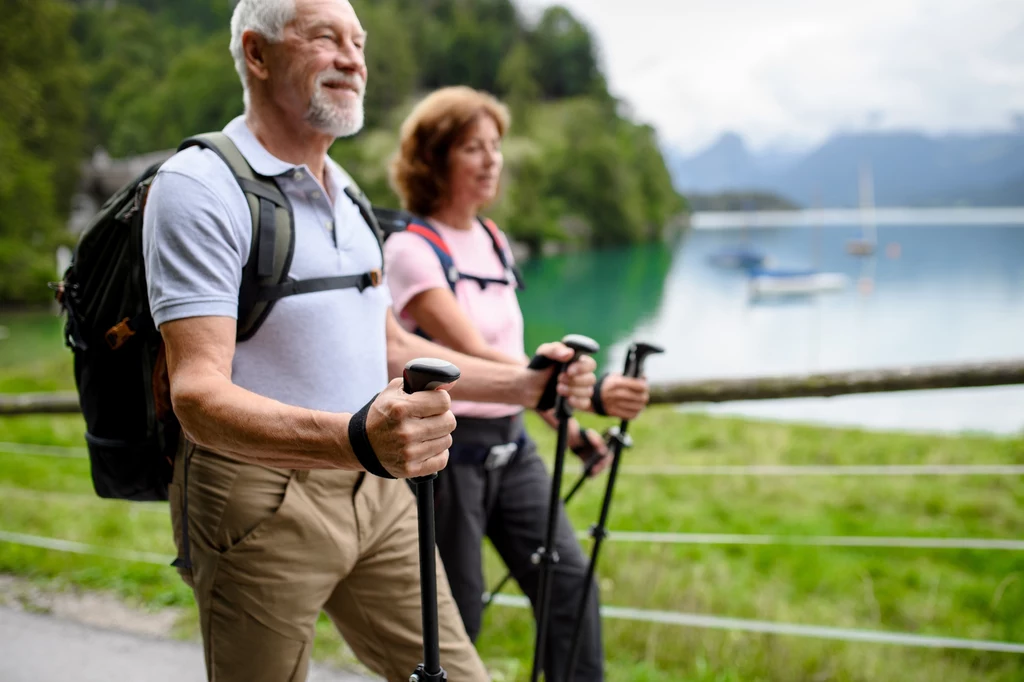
left=142, top=0, right=597, bottom=680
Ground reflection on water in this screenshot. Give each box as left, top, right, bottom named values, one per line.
left=3, top=215, right=1021, bottom=434
left=517, top=243, right=674, bottom=370
left=520, top=215, right=1024, bottom=434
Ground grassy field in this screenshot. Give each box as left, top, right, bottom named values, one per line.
left=1, top=310, right=1023, bottom=680
left=1, top=409, right=1022, bottom=681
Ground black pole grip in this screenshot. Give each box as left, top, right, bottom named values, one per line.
left=561, top=333, right=600, bottom=361
left=403, top=358, right=461, bottom=394
left=554, top=334, right=599, bottom=419
left=627, top=342, right=665, bottom=379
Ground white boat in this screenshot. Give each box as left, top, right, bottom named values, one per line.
left=748, top=268, right=849, bottom=297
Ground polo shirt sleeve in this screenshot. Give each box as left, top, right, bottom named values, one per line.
left=142, top=168, right=249, bottom=328
left=382, top=231, right=451, bottom=316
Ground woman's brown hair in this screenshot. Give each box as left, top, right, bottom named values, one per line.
left=389, top=86, right=510, bottom=218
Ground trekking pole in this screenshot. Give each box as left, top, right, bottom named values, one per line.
left=481, top=452, right=603, bottom=611
left=405, top=358, right=463, bottom=682
left=563, top=342, right=664, bottom=681
left=530, top=334, right=600, bottom=682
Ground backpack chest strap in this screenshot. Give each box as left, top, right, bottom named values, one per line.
left=256, top=270, right=382, bottom=302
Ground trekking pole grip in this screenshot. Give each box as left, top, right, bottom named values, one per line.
left=627, top=342, right=665, bottom=380
left=555, top=334, right=600, bottom=419
left=404, top=358, right=461, bottom=394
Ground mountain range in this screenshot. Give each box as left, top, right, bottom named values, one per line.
left=667, top=130, right=1024, bottom=208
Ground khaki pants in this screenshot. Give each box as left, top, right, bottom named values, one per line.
left=169, top=442, right=489, bottom=682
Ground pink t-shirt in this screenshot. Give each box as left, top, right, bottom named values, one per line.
left=384, top=218, right=527, bottom=418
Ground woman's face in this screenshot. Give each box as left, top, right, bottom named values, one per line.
left=446, top=113, right=503, bottom=210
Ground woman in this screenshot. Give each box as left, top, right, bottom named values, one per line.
left=383, top=86, right=650, bottom=681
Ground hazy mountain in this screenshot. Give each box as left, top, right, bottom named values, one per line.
left=668, top=130, right=1024, bottom=208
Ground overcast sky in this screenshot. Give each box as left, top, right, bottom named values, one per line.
left=516, top=0, right=1024, bottom=154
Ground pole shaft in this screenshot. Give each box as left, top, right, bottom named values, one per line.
left=564, top=418, right=629, bottom=679
left=530, top=393, right=572, bottom=682
left=416, top=478, right=441, bottom=674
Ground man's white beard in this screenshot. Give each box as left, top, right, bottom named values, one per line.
left=305, top=70, right=365, bottom=138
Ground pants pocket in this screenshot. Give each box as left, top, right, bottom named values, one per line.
left=185, top=448, right=292, bottom=554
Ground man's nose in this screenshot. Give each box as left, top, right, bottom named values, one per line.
left=334, top=42, right=365, bottom=78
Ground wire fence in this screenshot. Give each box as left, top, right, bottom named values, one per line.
left=1, top=527, right=1023, bottom=655
left=2, top=360, right=1022, bottom=659
left=1, top=443, right=1022, bottom=657
left=4, top=484, right=1021, bottom=551
left=5, top=442, right=1023, bottom=477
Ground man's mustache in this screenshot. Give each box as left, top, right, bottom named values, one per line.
left=317, top=70, right=364, bottom=96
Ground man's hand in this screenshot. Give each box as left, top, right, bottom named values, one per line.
left=570, top=421, right=612, bottom=477
left=364, top=378, right=457, bottom=478
left=529, top=341, right=598, bottom=411
left=597, top=373, right=650, bottom=420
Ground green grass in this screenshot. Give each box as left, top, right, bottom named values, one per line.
left=1, top=310, right=1023, bottom=680
left=1, top=410, right=1022, bottom=681
left=0, top=309, right=74, bottom=393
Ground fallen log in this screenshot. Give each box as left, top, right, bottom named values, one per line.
left=648, top=358, right=1024, bottom=405
left=0, top=392, right=81, bottom=415
left=2, top=358, right=1022, bottom=415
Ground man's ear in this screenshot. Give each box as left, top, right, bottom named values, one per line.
left=242, top=30, right=272, bottom=83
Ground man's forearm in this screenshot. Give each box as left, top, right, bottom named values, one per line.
left=171, top=374, right=362, bottom=471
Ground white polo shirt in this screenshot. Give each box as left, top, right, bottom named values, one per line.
left=142, top=116, right=391, bottom=414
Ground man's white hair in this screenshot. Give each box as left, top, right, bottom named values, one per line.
left=229, top=0, right=298, bottom=111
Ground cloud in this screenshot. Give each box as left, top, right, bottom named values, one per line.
left=516, top=0, right=1024, bottom=152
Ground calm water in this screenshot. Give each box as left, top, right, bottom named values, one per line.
left=519, top=210, right=1024, bottom=435
left=3, top=210, right=1022, bottom=434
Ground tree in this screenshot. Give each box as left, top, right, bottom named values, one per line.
left=497, top=42, right=540, bottom=132
left=107, top=30, right=243, bottom=156
left=73, top=4, right=190, bottom=152
left=356, top=2, right=418, bottom=128
left=529, top=6, right=603, bottom=99
left=0, top=0, right=86, bottom=303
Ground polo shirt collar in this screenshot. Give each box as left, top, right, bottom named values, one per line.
left=223, top=116, right=297, bottom=178
left=222, top=116, right=356, bottom=200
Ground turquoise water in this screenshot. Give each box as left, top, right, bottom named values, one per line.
left=519, top=211, right=1024, bottom=434
left=3, top=209, right=1022, bottom=434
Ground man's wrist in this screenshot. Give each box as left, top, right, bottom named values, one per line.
left=322, top=411, right=362, bottom=470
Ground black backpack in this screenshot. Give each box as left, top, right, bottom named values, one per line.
left=56, top=132, right=385, bottom=502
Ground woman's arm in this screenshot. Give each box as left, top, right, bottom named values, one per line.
left=385, top=310, right=595, bottom=411
left=402, top=287, right=524, bottom=366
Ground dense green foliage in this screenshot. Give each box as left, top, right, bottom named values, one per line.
left=3, top=0, right=685, bottom=304
left=0, top=0, right=86, bottom=303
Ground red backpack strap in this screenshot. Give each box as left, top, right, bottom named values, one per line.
left=405, top=220, right=459, bottom=293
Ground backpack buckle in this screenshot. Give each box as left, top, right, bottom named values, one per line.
left=369, top=269, right=382, bottom=287
left=105, top=317, right=137, bottom=350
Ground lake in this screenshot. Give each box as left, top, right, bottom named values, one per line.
left=2, top=208, right=1022, bottom=435
left=518, top=208, right=1024, bottom=435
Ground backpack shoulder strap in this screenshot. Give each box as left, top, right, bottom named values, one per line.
left=342, top=182, right=386, bottom=275
left=479, top=217, right=526, bottom=291
left=405, top=219, right=460, bottom=294
left=177, top=132, right=293, bottom=341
